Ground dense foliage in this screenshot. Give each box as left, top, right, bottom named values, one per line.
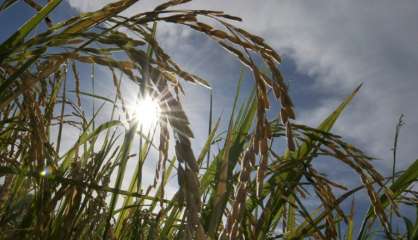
left=0, top=0, right=417, bottom=239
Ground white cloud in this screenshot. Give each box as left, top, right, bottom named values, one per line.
left=66, top=0, right=418, bottom=171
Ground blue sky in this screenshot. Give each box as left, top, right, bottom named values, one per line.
left=66, top=0, right=418, bottom=170
left=3, top=0, right=418, bottom=167
left=2, top=0, right=418, bottom=234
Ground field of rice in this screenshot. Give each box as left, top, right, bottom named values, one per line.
left=0, top=0, right=417, bottom=239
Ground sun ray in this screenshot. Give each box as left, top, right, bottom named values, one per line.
left=129, top=96, right=161, bottom=132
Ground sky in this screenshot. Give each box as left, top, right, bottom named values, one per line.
left=1, top=0, right=418, bottom=233
left=65, top=0, right=418, bottom=170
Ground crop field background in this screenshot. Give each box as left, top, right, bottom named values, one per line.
left=0, top=0, right=417, bottom=239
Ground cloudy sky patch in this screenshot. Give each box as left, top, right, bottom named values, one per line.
left=68, top=0, right=418, bottom=171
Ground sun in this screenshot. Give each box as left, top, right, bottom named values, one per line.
left=130, top=96, right=161, bottom=131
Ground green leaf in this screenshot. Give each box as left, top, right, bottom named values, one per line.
left=206, top=82, right=256, bottom=238
left=255, top=84, right=362, bottom=240
left=0, top=0, right=18, bottom=11
left=197, top=117, right=221, bottom=168
left=61, top=120, right=122, bottom=170
left=103, top=121, right=138, bottom=238
left=358, top=159, right=418, bottom=239
left=69, top=90, right=115, bottom=104
left=287, top=83, right=362, bottom=160
left=0, top=0, right=63, bottom=60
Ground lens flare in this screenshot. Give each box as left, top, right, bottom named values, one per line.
left=131, top=96, right=160, bottom=131
left=40, top=166, right=54, bottom=177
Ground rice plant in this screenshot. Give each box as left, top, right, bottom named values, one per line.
left=0, top=0, right=417, bottom=239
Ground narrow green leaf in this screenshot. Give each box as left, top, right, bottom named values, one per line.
left=358, top=159, right=418, bottom=239
left=0, top=0, right=63, bottom=60
left=61, top=120, right=122, bottom=170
